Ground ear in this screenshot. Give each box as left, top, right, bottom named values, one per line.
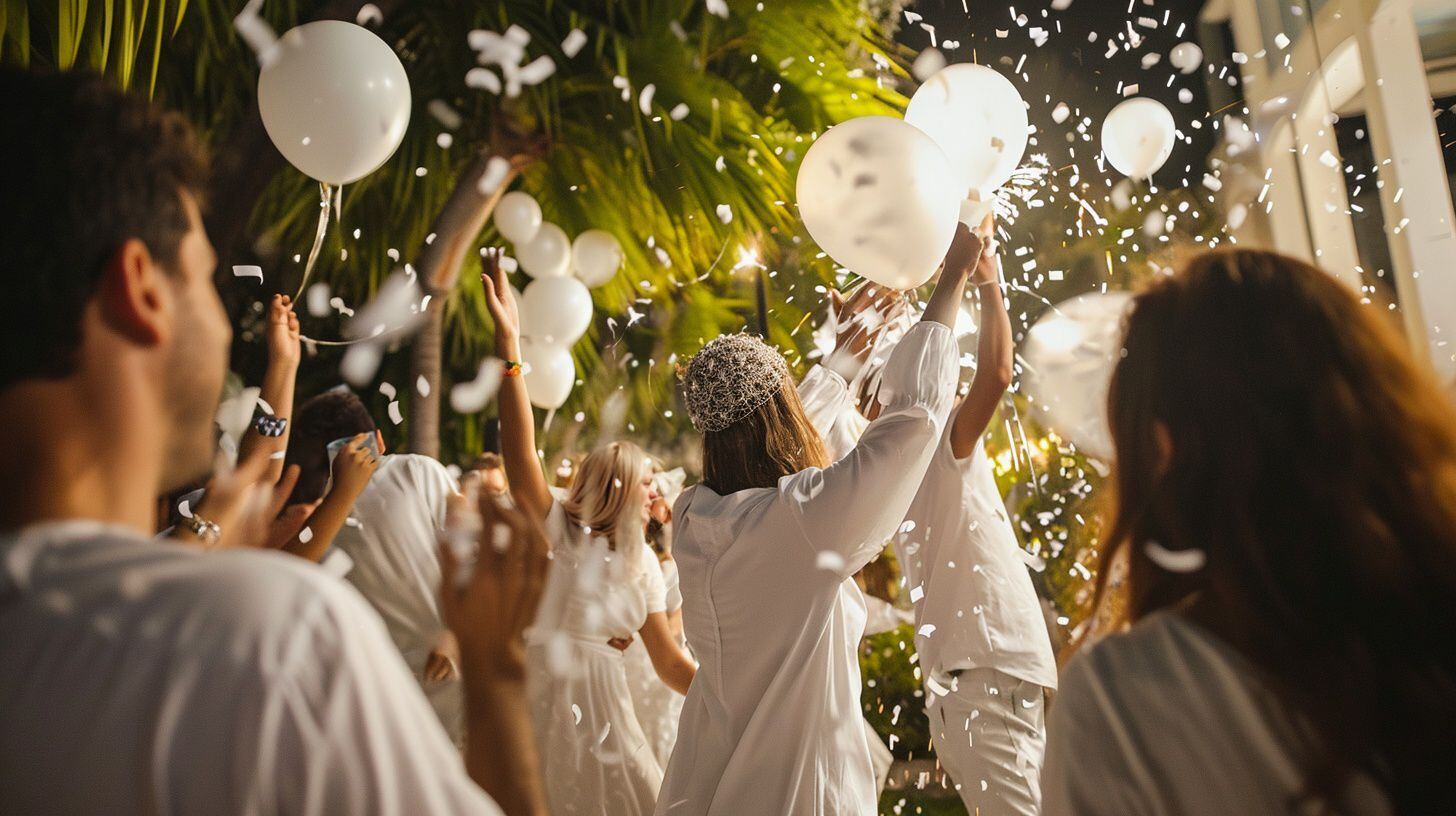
left=375, top=429, right=386, bottom=455
left=97, top=238, right=171, bottom=347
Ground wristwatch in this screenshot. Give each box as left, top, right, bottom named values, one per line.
left=178, top=514, right=222, bottom=547
left=253, top=412, right=288, bottom=438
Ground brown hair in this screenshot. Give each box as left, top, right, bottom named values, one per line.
left=701, top=377, right=830, bottom=494
left=1093, top=248, right=1456, bottom=812
left=1, top=69, right=208, bottom=389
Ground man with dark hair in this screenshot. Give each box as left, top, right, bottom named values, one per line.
left=286, top=389, right=470, bottom=744
left=0, top=70, right=545, bottom=815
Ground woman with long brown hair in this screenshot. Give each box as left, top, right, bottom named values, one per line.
left=1041, top=249, right=1456, bottom=815
left=482, top=255, right=696, bottom=816
left=655, top=224, right=985, bottom=815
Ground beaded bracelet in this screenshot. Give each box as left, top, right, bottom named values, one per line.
left=502, top=360, right=523, bottom=378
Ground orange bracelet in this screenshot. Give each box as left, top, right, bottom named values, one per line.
left=502, top=360, right=523, bottom=378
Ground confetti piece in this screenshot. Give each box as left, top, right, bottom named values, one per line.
left=639, top=83, right=656, bottom=115
left=669, top=103, right=690, bottom=121
left=232, top=265, right=263, bottom=283
left=912, top=47, right=946, bottom=82
left=815, top=551, right=845, bottom=572
left=1145, top=540, right=1206, bottom=573
left=465, top=67, right=501, bottom=93
left=355, top=3, right=382, bottom=26
left=705, top=0, right=728, bottom=19
left=716, top=204, right=733, bottom=224
left=388, top=400, right=404, bottom=425
left=561, top=28, right=587, bottom=58
left=427, top=99, right=462, bottom=130
left=477, top=156, right=512, bottom=195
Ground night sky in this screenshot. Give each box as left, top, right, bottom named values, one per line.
left=896, top=0, right=1225, bottom=191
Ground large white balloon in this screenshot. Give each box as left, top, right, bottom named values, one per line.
left=521, top=340, right=575, bottom=410
left=258, top=21, right=411, bottom=185
left=905, top=63, right=1029, bottom=198
left=572, top=230, right=624, bottom=288
left=1021, top=292, right=1135, bottom=462
left=520, top=275, right=594, bottom=346
left=796, top=116, right=962, bottom=290
left=494, top=191, right=542, bottom=244
left=516, top=222, right=572, bottom=278
left=1101, top=97, right=1176, bottom=180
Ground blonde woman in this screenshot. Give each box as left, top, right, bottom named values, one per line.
left=483, top=257, right=697, bottom=816
left=658, top=224, right=983, bottom=815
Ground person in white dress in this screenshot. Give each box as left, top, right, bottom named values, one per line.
left=1042, top=250, right=1456, bottom=815
left=286, top=389, right=468, bottom=744
left=657, top=224, right=985, bottom=815
left=625, top=471, right=690, bottom=768
left=0, top=70, right=545, bottom=815
left=483, top=256, right=697, bottom=816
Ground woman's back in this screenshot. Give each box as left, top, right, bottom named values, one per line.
left=1043, top=612, right=1391, bottom=816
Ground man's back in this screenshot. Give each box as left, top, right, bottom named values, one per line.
left=0, top=521, right=498, bottom=816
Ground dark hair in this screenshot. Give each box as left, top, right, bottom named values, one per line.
left=701, top=377, right=829, bottom=494
left=286, top=390, right=378, bottom=502
left=0, top=69, right=208, bottom=389
left=1094, top=249, right=1456, bottom=813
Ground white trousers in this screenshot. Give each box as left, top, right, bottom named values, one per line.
left=926, top=667, right=1047, bottom=816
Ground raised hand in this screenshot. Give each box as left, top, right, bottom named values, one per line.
left=439, top=489, right=550, bottom=683
left=265, top=294, right=301, bottom=366
left=330, top=433, right=380, bottom=503
left=480, top=248, right=521, bottom=356
left=969, top=213, right=1000, bottom=288
left=828, top=281, right=903, bottom=367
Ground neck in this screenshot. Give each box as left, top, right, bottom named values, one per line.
left=0, top=373, right=164, bottom=536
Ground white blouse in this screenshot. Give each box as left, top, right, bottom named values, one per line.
left=658, top=322, right=958, bottom=816
left=1042, top=611, right=1391, bottom=816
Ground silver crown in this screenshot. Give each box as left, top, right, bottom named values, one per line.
left=681, top=333, right=790, bottom=433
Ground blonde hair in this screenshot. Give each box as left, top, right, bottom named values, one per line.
left=559, top=441, right=651, bottom=553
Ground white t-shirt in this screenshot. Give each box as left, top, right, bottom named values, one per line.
left=0, top=521, right=499, bottom=816
left=1042, top=611, right=1391, bottom=816
left=331, top=454, right=461, bottom=740
left=528, top=497, right=667, bottom=645
left=659, top=322, right=957, bottom=816
left=897, top=426, right=1058, bottom=691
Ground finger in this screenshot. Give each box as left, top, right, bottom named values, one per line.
left=267, top=465, right=302, bottom=517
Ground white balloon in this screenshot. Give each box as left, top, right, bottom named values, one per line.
left=521, top=340, right=575, bottom=410
left=520, top=275, right=593, bottom=346
left=494, top=191, right=542, bottom=244
left=572, top=230, right=624, bottom=288
left=1101, top=97, right=1176, bottom=180
left=795, top=116, right=962, bottom=290
left=258, top=21, right=411, bottom=185
left=1021, top=292, right=1135, bottom=462
left=905, top=63, right=1029, bottom=197
left=516, top=222, right=572, bottom=278
left=1169, top=42, right=1204, bottom=74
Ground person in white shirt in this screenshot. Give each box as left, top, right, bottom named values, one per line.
left=656, top=224, right=984, bottom=815
left=798, top=218, right=1055, bottom=813
left=0, top=69, right=546, bottom=815
left=482, top=255, right=698, bottom=816
left=1041, top=250, right=1456, bottom=815
left=286, top=389, right=469, bottom=744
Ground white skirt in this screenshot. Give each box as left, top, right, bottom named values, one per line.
left=527, top=638, right=664, bottom=816
left=623, top=638, right=684, bottom=768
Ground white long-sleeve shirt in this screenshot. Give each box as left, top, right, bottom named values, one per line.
left=657, top=322, right=957, bottom=816
left=0, top=521, right=499, bottom=816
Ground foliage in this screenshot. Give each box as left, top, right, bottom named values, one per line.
left=860, top=623, right=931, bottom=760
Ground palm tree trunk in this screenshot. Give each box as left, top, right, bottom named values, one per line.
left=406, top=151, right=523, bottom=456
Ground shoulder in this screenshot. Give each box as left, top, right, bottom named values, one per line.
left=389, top=453, right=456, bottom=486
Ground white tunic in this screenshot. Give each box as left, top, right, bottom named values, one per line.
left=0, top=521, right=499, bottom=816
left=658, top=322, right=957, bottom=816
left=1042, top=611, right=1391, bottom=816
left=332, top=454, right=463, bottom=742
left=526, top=499, right=668, bottom=816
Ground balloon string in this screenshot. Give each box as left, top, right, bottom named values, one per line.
left=292, top=181, right=333, bottom=302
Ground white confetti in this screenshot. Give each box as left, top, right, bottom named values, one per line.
left=815, top=551, right=845, bottom=572
left=911, top=47, right=946, bottom=82
left=355, top=3, right=382, bottom=27
left=477, top=156, right=512, bottom=195
left=465, top=67, right=501, bottom=94
left=716, top=204, right=733, bottom=224
left=639, top=83, right=656, bottom=115
left=669, top=103, right=690, bottom=121
left=1145, top=540, right=1206, bottom=573
left=705, top=0, right=729, bottom=18
left=298, top=526, right=313, bottom=544
left=450, top=357, right=504, bottom=413
left=416, top=375, right=431, bottom=398
left=388, top=400, right=404, bottom=425
left=561, top=28, right=587, bottom=58
left=232, top=265, right=263, bottom=283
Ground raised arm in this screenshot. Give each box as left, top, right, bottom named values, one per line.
left=238, top=294, right=301, bottom=484
left=951, top=216, right=1014, bottom=459
left=781, top=227, right=984, bottom=574
left=282, top=434, right=378, bottom=563
left=481, top=250, right=553, bottom=521
left=797, top=284, right=900, bottom=444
